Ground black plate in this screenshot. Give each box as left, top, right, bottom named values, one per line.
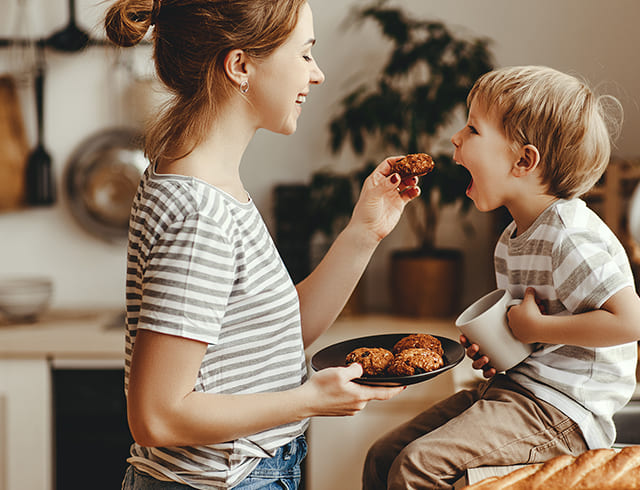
left=310, top=333, right=464, bottom=386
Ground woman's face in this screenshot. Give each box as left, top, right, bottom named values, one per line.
left=249, top=2, right=325, bottom=135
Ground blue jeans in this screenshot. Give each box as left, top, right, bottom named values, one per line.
left=122, top=435, right=307, bottom=489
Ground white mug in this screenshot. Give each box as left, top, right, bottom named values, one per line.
left=455, top=289, right=533, bottom=372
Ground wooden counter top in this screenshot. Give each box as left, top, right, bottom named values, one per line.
left=0, top=310, right=477, bottom=384
left=0, top=309, right=125, bottom=360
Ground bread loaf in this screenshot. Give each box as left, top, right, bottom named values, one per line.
left=463, top=446, right=640, bottom=489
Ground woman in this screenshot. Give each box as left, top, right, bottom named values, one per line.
left=105, top=1, right=421, bottom=488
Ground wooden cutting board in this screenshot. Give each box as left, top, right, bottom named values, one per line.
left=0, top=75, right=30, bottom=211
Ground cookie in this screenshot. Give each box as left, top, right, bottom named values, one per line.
left=345, top=347, right=394, bottom=376
left=387, top=348, right=444, bottom=376
left=392, top=334, right=443, bottom=356
left=389, top=153, right=434, bottom=179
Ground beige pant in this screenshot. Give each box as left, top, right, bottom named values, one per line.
left=362, top=375, right=588, bottom=490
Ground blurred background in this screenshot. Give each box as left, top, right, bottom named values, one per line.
left=1, top=0, right=639, bottom=314
left=1, top=1, right=640, bottom=489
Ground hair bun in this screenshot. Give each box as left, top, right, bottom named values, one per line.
left=105, top=0, right=153, bottom=48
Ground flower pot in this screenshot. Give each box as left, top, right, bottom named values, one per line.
left=390, top=248, right=463, bottom=318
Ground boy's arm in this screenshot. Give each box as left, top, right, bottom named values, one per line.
left=508, top=286, right=640, bottom=347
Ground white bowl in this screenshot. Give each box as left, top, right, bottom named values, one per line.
left=0, top=278, right=53, bottom=323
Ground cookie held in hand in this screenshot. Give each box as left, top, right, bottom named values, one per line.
left=389, top=153, right=434, bottom=179
left=345, top=347, right=394, bottom=376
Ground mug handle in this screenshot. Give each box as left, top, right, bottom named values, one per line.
left=506, top=298, right=522, bottom=310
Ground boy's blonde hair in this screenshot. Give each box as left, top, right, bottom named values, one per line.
left=468, top=66, right=622, bottom=199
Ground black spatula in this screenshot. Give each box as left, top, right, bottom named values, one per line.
left=25, top=55, right=55, bottom=205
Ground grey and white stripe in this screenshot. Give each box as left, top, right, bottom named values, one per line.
left=496, top=199, right=637, bottom=449
left=124, top=166, right=307, bottom=488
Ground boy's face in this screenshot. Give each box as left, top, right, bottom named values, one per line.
left=451, top=99, right=519, bottom=213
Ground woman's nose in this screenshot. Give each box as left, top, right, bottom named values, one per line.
left=311, top=61, right=325, bottom=85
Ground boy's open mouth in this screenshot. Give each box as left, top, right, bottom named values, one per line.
left=461, top=166, right=473, bottom=196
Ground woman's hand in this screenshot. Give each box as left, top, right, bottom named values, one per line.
left=299, top=363, right=405, bottom=417
left=348, top=157, right=421, bottom=245
left=460, top=334, right=496, bottom=379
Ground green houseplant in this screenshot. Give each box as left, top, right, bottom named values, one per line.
left=329, top=0, right=494, bottom=316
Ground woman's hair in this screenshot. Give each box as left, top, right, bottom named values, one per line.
left=105, top=0, right=307, bottom=162
left=467, top=65, right=623, bottom=199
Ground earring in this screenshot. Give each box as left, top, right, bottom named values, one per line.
left=240, top=80, right=249, bottom=94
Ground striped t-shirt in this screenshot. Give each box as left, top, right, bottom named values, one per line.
left=124, top=166, right=308, bottom=489
left=495, top=199, right=637, bottom=449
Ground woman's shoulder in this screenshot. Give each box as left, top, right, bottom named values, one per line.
left=144, top=167, right=251, bottom=217
left=133, top=168, right=244, bottom=239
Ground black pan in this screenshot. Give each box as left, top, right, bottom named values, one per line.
left=311, top=333, right=464, bottom=386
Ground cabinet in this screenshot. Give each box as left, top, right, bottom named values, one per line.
left=0, top=309, right=126, bottom=490
left=0, top=394, right=4, bottom=490
left=0, top=358, right=131, bottom=490
left=584, top=157, right=640, bottom=264
left=52, top=359, right=132, bottom=490
left=0, top=359, right=52, bottom=490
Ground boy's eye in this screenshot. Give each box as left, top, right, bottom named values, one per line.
left=303, top=55, right=313, bottom=62
left=467, top=125, right=478, bottom=134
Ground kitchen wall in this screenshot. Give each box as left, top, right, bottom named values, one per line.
left=1, top=0, right=639, bottom=312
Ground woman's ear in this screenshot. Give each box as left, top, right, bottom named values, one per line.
left=224, top=49, right=249, bottom=87
left=512, top=144, right=541, bottom=176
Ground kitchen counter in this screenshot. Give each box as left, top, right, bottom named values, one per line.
left=0, top=310, right=479, bottom=386
left=0, top=310, right=480, bottom=490
left=0, top=309, right=472, bottom=363
left=0, top=309, right=125, bottom=360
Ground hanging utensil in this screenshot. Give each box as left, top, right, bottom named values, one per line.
left=6, top=0, right=38, bottom=86
left=25, top=49, right=55, bottom=206
left=65, top=128, right=148, bottom=242
left=0, top=75, right=30, bottom=211
left=46, top=0, right=89, bottom=52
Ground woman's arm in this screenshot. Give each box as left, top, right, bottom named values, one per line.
left=127, top=329, right=404, bottom=447
left=508, top=286, right=640, bottom=346
left=296, top=157, right=420, bottom=347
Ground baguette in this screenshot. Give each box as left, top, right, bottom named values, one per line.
left=462, top=447, right=640, bottom=490
left=543, top=449, right=617, bottom=487
left=574, top=446, right=640, bottom=489
left=509, top=454, right=575, bottom=489
left=463, top=464, right=542, bottom=489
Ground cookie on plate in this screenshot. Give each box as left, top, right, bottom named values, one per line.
left=387, top=348, right=444, bottom=376
left=345, top=347, right=394, bottom=376
left=392, top=333, right=443, bottom=356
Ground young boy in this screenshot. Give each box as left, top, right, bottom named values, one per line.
left=363, top=65, right=640, bottom=490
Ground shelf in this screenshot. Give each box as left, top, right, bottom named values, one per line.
left=0, top=37, right=150, bottom=49
left=584, top=157, right=640, bottom=269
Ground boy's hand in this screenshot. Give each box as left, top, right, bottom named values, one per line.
left=460, top=334, right=496, bottom=378
left=506, top=287, right=545, bottom=343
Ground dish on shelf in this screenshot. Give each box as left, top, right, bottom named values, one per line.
left=0, top=277, right=53, bottom=323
